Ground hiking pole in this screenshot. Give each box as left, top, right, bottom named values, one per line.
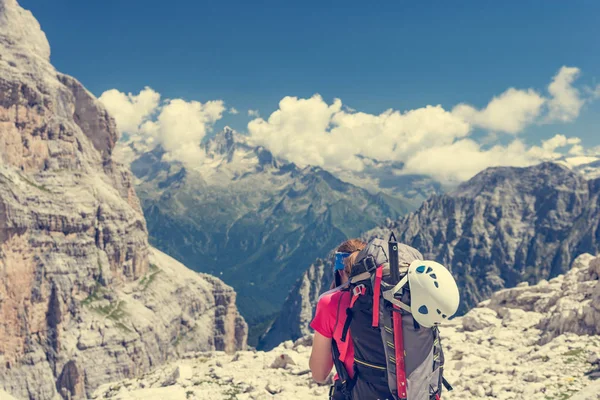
left=388, top=232, right=400, bottom=284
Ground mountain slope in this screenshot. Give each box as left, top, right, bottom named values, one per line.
left=0, top=1, right=246, bottom=399
left=124, top=128, right=411, bottom=341
left=331, top=155, right=443, bottom=208
left=389, top=162, right=600, bottom=312
left=262, top=162, right=600, bottom=346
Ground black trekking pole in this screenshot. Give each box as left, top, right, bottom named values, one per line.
left=388, top=232, right=400, bottom=284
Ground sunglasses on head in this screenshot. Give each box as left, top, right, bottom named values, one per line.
left=334, top=252, right=351, bottom=271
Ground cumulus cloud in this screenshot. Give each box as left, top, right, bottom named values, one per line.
left=452, top=88, right=545, bottom=134
left=100, top=66, right=596, bottom=183
left=99, top=87, right=160, bottom=134
left=246, top=67, right=596, bottom=183
left=401, top=134, right=590, bottom=183
left=99, top=88, right=225, bottom=165
left=545, top=66, right=585, bottom=122
left=248, top=94, right=470, bottom=171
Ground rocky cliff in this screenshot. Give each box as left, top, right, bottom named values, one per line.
left=93, top=253, right=600, bottom=399
left=262, top=162, right=600, bottom=346
left=0, top=1, right=246, bottom=399
left=390, top=162, right=600, bottom=312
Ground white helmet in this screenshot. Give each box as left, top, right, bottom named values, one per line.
left=407, top=260, right=460, bottom=328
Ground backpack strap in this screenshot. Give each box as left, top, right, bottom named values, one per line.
left=442, top=377, right=453, bottom=391
left=372, top=266, right=383, bottom=327
left=340, top=284, right=366, bottom=343
left=331, top=289, right=358, bottom=400
left=331, top=341, right=355, bottom=399
left=392, top=306, right=408, bottom=399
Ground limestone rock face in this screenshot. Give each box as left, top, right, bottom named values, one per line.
left=0, top=1, right=247, bottom=399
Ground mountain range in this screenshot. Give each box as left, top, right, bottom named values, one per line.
left=260, top=161, right=600, bottom=349
left=121, top=128, right=413, bottom=344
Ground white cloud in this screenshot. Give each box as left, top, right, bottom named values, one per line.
left=100, top=66, right=597, bottom=183
left=98, top=87, right=160, bottom=134
left=452, top=88, right=545, bottom=134
left=99, top=88, right=225, bottom=165
left=246, top=67, right=596, bottom=183
left=248, top=94, right=470, bottom=172
left=401, top=134, right=587, bottom=183
left=401, top=139, right=532, bottom=183
left=545, top=66, right=585, bottom=122
left=450, top=66, right=589, bottom=133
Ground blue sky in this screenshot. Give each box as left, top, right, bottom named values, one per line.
left=20, top=0, right=600, bottom=181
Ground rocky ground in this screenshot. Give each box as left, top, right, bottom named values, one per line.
left=92, top=253, right=600, bottom=400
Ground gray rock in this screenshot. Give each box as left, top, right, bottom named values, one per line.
left=161, top=367, right=180, bottom=387
left=462, top=307, right=500, bottom=331
left=270, top=353, right=296, bottom=369
left=265, top=382, right=284, bottom=394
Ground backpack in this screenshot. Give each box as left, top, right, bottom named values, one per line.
left=330, top=233, right=454, bottom=400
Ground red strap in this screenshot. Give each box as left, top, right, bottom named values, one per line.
left=393, top=305, right=407, bottom=398
left=435, top=394, right=441, bottom=400
left=372, top=266, right=383, bottom=327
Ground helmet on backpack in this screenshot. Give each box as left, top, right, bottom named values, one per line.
left=408, top=260, right=460, bottom=328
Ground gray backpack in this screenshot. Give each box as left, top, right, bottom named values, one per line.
left=331, top=234, right=452, bottom=400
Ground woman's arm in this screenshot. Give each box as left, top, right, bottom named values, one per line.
left=309, top=332, right=334, bottom=383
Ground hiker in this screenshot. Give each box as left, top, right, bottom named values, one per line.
left=309, top=239, right=366, bottom=398
left=312, top=234, right=460, bottom=400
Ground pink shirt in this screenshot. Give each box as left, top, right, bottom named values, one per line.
left=310, top=287, right=355, bottom=379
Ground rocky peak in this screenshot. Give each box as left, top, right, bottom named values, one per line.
left=0, top=0, right=50, bottom=62
left=389, top=161, right=599, bottom=311
left=451, top=162, right=584, bottom=199
left=204, top=126, right=249, bottom=158
left=0, top=0, right=118, bottom=173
